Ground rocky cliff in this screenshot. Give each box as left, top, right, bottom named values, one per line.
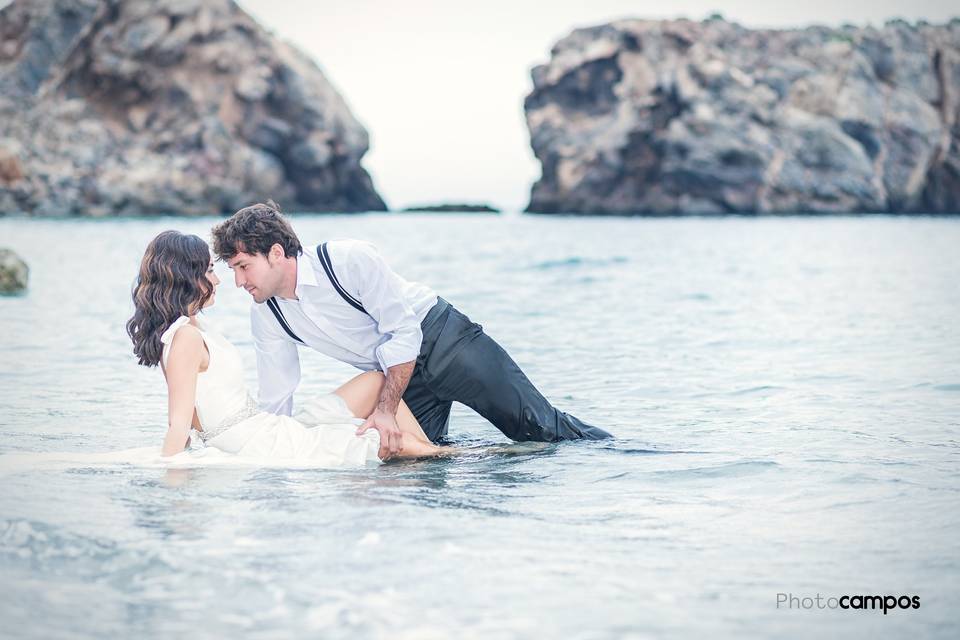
left=524, top=17, right=960, bottom=214
left=0, top=0, right=385, bottom=216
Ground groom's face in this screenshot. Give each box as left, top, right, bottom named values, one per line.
left=227, top=249, right=283, bottom=304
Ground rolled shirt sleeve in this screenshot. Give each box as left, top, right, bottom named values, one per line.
left=346, top=242, right=423, bottom=372
left=251, top=305, right=301, bottom=415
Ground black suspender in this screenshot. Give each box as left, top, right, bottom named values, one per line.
left=317, top=242, right=369, bottom=315
left=265, top=242, right=371, bottom=344
left=265, top=297, right=304, bottom=344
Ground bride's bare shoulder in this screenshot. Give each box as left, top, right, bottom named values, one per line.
left=166, top=324, right=208, bottom=371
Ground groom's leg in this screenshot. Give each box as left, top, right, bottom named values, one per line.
left=427, top=306, right=612, bottom=442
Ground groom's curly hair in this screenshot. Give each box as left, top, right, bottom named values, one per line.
left=211, top=200, right=303, bottom=261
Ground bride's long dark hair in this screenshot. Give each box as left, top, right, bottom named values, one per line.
left=127, top=231, right=214, bottom=367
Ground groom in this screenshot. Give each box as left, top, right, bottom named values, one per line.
left=211, top=201, right=611, bottom=459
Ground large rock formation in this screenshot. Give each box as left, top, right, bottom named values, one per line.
left=524, top=17, right=960, bottom=214
left=0, top=0, right=385, bottom=215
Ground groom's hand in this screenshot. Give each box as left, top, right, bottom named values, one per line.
left=358, top=361, right=415, bottom=460
left=357, top=409, right=403, bottom=460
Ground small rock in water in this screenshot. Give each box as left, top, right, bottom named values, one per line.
left=400, top=203, right=501, bottom=213
left=0, top=248, right=28, bottom=294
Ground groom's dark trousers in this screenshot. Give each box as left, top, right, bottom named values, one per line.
left=402, top=297, right=612, bottom=443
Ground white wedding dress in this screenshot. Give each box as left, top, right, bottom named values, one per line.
left=161, top=316, right=382, bottom=467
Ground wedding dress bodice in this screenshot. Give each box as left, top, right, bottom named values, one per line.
left=157, top=315, right=381, bottom=466
left=160, top=316, right=258, bottom=441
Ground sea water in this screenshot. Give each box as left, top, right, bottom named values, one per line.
left=0, top=213, right=958, bottom=638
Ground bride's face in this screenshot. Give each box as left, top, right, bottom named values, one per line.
left=202, top=255, right=220, bottom=308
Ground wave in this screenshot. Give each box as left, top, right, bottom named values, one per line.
left=0, top=440, right=561, bottom=475
left=651, top=460, right=780, bottom=480
left=933, top=383, right=960, bottom=392
left=0, top=446, right=382, bottom=474
left=526, top=256, right=628, bottom=270
left=728, top=385, right=788, bottom=396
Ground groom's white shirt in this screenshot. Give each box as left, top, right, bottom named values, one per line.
left=251, top=240, right=437, bottom=415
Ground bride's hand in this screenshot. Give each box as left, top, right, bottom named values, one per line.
left=357, top=409, right=403, bottom=460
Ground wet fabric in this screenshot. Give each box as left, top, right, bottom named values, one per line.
left=403, top=298, right=613, bottom=443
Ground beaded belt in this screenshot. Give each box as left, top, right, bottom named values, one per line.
left=196, top=396, right=260, bottom=443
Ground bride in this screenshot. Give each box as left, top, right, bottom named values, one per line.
left=126, top=230, right=446, bottom=465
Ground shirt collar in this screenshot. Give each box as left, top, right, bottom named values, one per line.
left=294, top=247, right=318, bottom=297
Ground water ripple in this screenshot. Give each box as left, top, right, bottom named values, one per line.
left=1, top=215, right=958, bottom=638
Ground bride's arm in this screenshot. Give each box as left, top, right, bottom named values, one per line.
left=162, top=326, right=205, bottom=456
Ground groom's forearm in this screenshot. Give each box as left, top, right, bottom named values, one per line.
left=377, top=360, right=415, bottom=415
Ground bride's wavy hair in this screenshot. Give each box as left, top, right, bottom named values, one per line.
left=126, top=230, right=214, bottom=367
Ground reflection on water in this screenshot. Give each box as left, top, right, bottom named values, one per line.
left=1, top=214, right=959, bottom=639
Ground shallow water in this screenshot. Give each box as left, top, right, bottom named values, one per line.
left=1, top=213, right=958, bottom=639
